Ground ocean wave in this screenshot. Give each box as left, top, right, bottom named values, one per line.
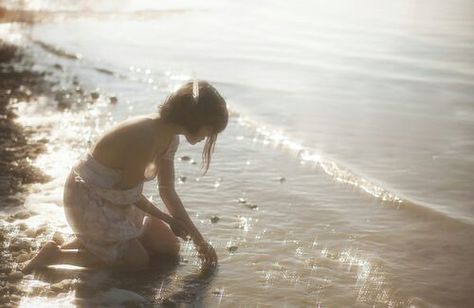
left=235, top=115, right=474, bottom=228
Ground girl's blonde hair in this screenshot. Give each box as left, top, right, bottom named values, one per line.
left=159, top=81, right=228, bottom=174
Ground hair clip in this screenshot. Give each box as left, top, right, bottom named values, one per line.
left=192, top=78, right=199, bottom=103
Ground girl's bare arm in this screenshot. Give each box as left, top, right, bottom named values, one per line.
left=157, top=158, right=206, bottom=244
left=134, top=195, right=173, bottom=224
left=158, top=159, right=217, bottom=266
left=134, top=195, right=189, bottom=240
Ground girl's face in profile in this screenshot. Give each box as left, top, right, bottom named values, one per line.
left=185, top=126, right=213, bottom=145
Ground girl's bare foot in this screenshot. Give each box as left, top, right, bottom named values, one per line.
left=22, top=241, right=60, bottom=274
left=60, top=236, right=82, bottom=249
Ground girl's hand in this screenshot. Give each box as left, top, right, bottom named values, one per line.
left=196, top=241, right=218, bottom=268
left=168, top=218, right=190, bottom=240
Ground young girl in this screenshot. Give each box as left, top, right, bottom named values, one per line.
left=23, top=80, right=228, bottom=273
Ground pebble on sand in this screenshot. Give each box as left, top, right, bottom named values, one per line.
left=109, top=96, right=118, bottom=104
left=24, top=225, right=47, bottom=238
left=34, top=225, right=48, bottom=236
left=210, top=216, right=220, bottom=223
left=16, top=253, right=31, bottom=263
left=52, top=231, right=65, bottom=245
left=238, top=198, right=247, bottom=204
left=7, top=294, right=21, bottom=304
left=0, top=265, right=11, bottom=274
left=278, top=176, right=286, bottom=183
left=50, top=279, right=73, bottom=294
left=10, top=210, right=33, bottom=220
left=178, top=176, right=187, bottom=183
left=24, top=228, right=36, bottom=238
left=9, top=239, right=31, bottom=252
left=7, top=271, right=23, bottom=282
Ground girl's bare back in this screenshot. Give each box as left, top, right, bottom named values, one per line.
left=90, top=115, right=174, bottom=188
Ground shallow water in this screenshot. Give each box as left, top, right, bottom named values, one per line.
left=2, top=0, right=474, bottom=306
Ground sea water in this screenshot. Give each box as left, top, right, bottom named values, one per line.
left=3, top=0, right=474, bottom=306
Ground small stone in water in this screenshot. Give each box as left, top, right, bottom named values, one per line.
left=50, top=279, right=73, bottom=293
left=7, top=271, right=23, bottom=282
left=211, top=288, right=223, bottom=296
left=180, top=156, right=191, bottom=162
left=227, top=246, right=238, bottom=253
left=238, top=198, right=247, bottom=204
left=245, top=203, right=258, bottom=210
left=210, top=216, right=220, bottom=223
left=90, top=91, right=100, bottom=100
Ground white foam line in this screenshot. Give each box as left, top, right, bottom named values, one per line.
left=236, top=116, right=403, bottom=204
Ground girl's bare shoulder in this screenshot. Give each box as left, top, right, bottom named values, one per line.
left=114, top=114, right=156, bottom=132
left=91, top=115, right=157, bottom=161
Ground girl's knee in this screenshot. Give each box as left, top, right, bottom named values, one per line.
left=160, top=232, right=180, bottom=257
left=142, top=217, right=181, bottom=257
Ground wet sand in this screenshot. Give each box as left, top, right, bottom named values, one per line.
left=0, top=11, right=96, bottom=303
left=0, top=41, right=52, bottom=202
left=0, top=39, right=53, bottom=307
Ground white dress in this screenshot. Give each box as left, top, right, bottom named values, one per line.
left=63, top=136, right=179, bottom=263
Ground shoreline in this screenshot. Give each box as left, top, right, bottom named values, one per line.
left=0, top=15, right=138, bottom=306
left=0, top=39, right=52, bottom=207
left=0, top=15, right=67, bottom=304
